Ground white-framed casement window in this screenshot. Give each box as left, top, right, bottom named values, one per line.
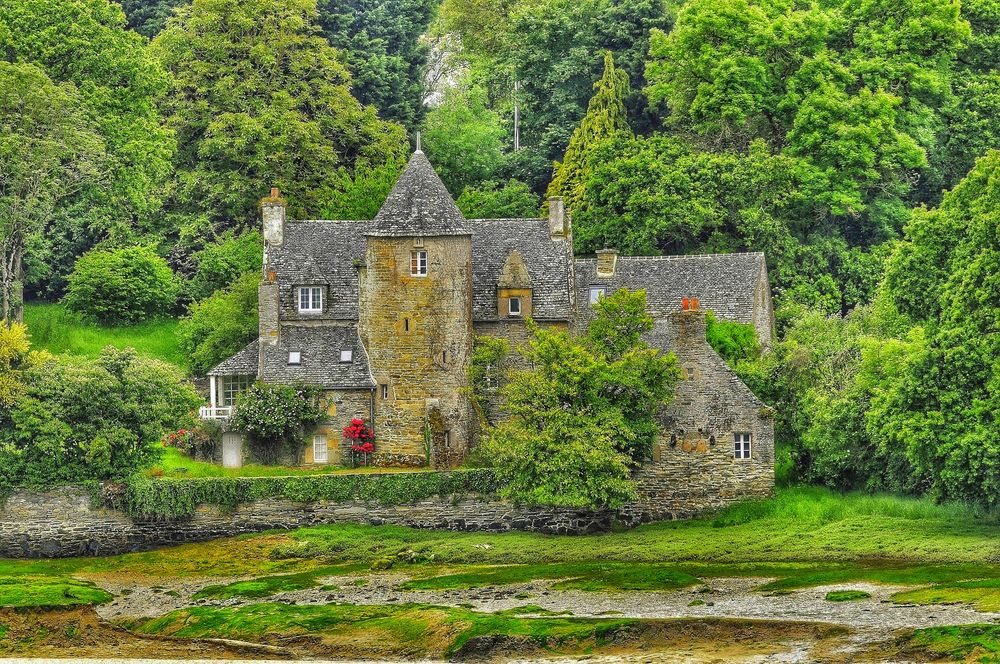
left=288, top=350, right=301, bottom=365
left=221, top=375, right=252, bottom=407
left=411, top=250, right=428, bottom=276
left=508, top=297, right=522, bottom=316
left=298, top=286, right=323, bottom=313
left=589, top=286, right=606, bottom=304
left=734, top=433, right=752, bottom=459
left=313, top=434, right=329, bottom=464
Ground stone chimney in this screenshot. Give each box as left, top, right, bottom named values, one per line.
left=262, top=187, right=286, bottom=247
left=548, top=197, right=568, bottom=238
left=596, top=248, right=618, bottom=277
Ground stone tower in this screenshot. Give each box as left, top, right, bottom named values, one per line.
left=358, top=149, right=474, bottom=467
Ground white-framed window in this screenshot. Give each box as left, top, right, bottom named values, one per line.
left=734, top=433, right=752, bottom=459
left=221, top=375, right=252, bottom=407
left=288, top=350, right=301, bottom=365
left=411, top=250, right=428, bottom=276
left=340, top=349, right=353, bottom=363
left=313, top=434, right=329, bottom=464
left=298, top=286, right=323, bottom=313
left=589, top=286, right=606, bottom=304
left=508, top=297, right=522, bottom=316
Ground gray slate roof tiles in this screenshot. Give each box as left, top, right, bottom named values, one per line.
left=260, top=325, right=375, bottom=389
left=369, top=151, right=470, bottom=237
left=208, top=339, right=258, bottom=377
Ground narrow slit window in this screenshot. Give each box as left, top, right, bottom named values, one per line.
left=404, top=318, right=410, bottom=332
left=411, top=250, right=428, bottom=276
left=381, top=384, right=389, bottom=399
left=509, top=297, right=522, bottom=316
left=734, top=433, right=752, bottom=459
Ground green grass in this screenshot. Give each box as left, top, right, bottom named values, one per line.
left=0, top=576, right=111, bottom=608
left=124, top=602, right=637, bottom=659
left=892, top=578, right=1000, bottom=612
left=24, top=302, right=185, bottom=367
left=193, top=565, right=363, bottom=600
left=906, top=624, right=1000, bottom=661
left=152, top=447, right=353, bottom=478
left=824, top=590, right=871, bottom=602
left=402, top=562, right=700, bottom=592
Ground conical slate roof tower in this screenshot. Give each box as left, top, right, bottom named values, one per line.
left=369, top=149, right=470, bottom=237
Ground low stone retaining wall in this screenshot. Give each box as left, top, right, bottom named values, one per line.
left=0, top=487, right=615, bottom=558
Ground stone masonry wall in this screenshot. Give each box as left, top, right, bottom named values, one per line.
left=0, top=487, right=614, bottom=559
left=622, top=310, right=774, bottom=523
left=359, top=235, right=474, bottom=467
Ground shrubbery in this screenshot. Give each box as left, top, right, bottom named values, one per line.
left=187, top=231, right=262, bottom=302
left=178, top=271, right=260, bottom=375
left=0, top=339, right=201, bottom=486
left=63, top=246, right=179, bottom=325
left=230, top=383, right=326, bottom=464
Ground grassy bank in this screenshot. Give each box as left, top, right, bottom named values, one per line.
left=23, top=302, right=185, bottom=368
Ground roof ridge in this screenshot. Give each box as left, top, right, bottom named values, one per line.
left=577, top=251, right=764, bottom=262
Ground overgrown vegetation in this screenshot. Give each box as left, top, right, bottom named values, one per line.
left=107, top=469, right=500, bottom=520
left=63, top=246, right=179, bottom=325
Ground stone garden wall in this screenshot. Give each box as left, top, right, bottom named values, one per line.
left=0, top=486, right=614, bottom=558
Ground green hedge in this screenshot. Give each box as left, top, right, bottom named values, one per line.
left=105, top=469, right=502, bottom=521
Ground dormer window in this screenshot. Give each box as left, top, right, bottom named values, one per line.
left=589, top=286, right=606, bottom=304
left=340, top=349, right=353, bottom=363
left=411, top=250, right=427, bottom=276
left=298, top=286, right=323, bottom=313
left=288, top=350, right=301, bottom=365
left=509, top=297, right=522, bottom=316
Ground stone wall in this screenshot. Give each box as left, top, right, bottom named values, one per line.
left=359, top=235, right=474, bottom=467
left=0, top=487, right=614, bottom=559
left=622, top=310, right=775, bottom=523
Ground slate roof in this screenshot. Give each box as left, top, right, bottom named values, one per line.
left=268, top=220, right=370, bottom=320
left=574, top=253, right=766, bottom=325
left=470, top=218, right=574, bottom=321
left=208, top=339, right=258, bottom=377
left=260, top=325, right=375, bottom=389
left=369, top=151, right=470, bottom=237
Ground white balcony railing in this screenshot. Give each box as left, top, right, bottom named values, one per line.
left=199, top=405, right=233, bottom=421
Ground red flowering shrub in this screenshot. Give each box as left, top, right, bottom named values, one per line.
left=343, top=418, right=375, bottom=464
left=162, top=426, right=216, bottom=460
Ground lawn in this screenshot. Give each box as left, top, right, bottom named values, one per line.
left=150, top=447, right=437, bottom=478
left=23, top=302, right=186, bottom=368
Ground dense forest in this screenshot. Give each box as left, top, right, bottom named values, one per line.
left=1, top=0, right=999, bottom=505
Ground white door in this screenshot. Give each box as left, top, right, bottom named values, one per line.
left=222, top=433, right=243, bottom=469
left=313, top=434, right=329, bottom=464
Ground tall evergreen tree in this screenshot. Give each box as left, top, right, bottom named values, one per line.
left=546, top=51, right=632, bottom=212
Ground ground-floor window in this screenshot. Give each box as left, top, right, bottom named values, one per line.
left=734, top=432, right=752, bottom=459
left=313, top=434, right=329, bottom=464
left=221, top=375, right=252, bottom=407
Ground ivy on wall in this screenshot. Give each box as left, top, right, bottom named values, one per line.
left=103, top=469, right=501, bottom=521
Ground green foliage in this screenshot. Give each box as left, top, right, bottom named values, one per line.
left=109, top=469, right=501, bottom=520
left=0, top=346, right=200, bottom=486
left=0, top=0, right=174, bottom=296
left=0, top=61, right=104, bottom=321
left=484, top=290, right=678, bottom=509
left=178, top=271, right=259, bottom=375
left=0, top=576, right=112, bottom=608
left=120, top=0, right=189, bottom=36
left=0, top=322, right=46, bottom=409
left=187, top=231, right=262, bottom=302
left=63, top=246, right=179, bottom=325
left=24, top=302, right=185, bottom=367
left=321, top=158, right=407, bottom=220
left=547, top=51, right=632, bottom=211
left=422, top=84, right=506, bottom=196
left=824, top=590, right=870, bottom=602
left=705, top=312, right=760, bottom=366
left=906, top=624, right=1000, bottom=661
left=456, top=180, right=541, bottom=219
left=152, top=0, right=408, bottom=228
left=468, top=335, right=510, bottom=426
left=229, top=382, right=326, bottom=463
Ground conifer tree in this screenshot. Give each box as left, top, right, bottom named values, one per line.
left=546, top=51, right=632, bottom=212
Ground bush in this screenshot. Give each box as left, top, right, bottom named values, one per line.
left=187, top=231, right=262, bottom=301
left=457, top=179, right=541, bottom=219
left=63, top=246, right=179, bottom=325
left=178, top=271, right=259, bottom=375
left=705, top=312, right=760, bottom=365
left=0, top=346, right=201, bottom=486
left=108, top=469, right=501, bottom=521
left=230, top=383, right=325, bottom=464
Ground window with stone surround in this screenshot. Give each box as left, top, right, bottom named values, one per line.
left=411, top=250, right=428, bottom=276
left=734, top=433, right=751, bottom=459
left=509, top=297, right=522, bottom=316
left=298, top=286, right=323, bottom=313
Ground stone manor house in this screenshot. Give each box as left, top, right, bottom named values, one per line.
left=202, top=148, right=776, bottom=516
